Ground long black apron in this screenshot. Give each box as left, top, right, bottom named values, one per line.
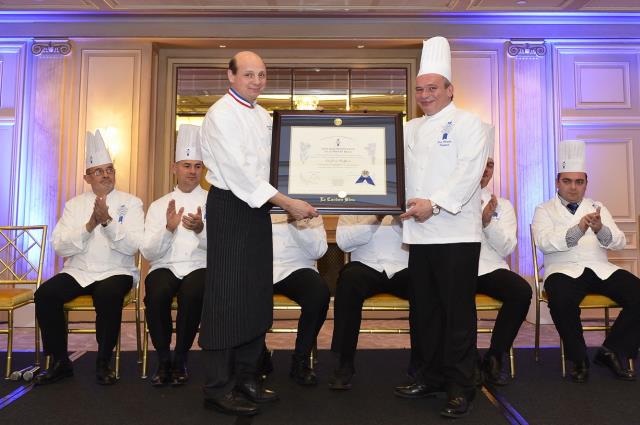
left=198, top=186, right=273, bottom=350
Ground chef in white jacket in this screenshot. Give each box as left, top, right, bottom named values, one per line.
left=396, top=36, right=488, bottom=418
left=141, top=124, right=207, bottom=387
left=475, top=123, right=531, bottom=386
left=532, top=139, right=640, bottom=383
left=268, top=215, right=329, bottom=386
left=329, top=215, right=410, bottom=390
left=34, top=130, right=144, bottom=386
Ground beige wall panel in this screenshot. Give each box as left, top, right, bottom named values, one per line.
left=561, top=129, right=637, bottom=223
left=610, top=258, right=638, bottom=276
left=451, top=51, right=500, bottom=194
left=469, top=0, right=573, bottom=10
left=0, top=43, right=26, bottom=228
left=0, top=0, right=98, bottom=9
left=78, top=50, right=140, bottom=196
left=575, top=62, right=630, bottom=109
left=624, top=231, right=637, bottom=250
left=556, top=48, right=640, bottom=120
left=582, top=0, right=640, bottom=11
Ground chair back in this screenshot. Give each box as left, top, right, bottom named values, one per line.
left=0, top=226, right=48, bottom=289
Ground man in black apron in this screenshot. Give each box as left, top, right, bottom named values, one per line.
left=199, top=51, right=317, bottom=417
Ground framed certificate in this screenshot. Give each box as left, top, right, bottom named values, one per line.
left=270, top=111, right=405, bottom=214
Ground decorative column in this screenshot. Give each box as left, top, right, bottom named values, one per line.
left=16, top=39, right=72, bottom=281
left=506, top=40, right=554, bottom=323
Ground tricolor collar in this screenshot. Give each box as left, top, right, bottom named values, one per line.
left=228, top=88, right=255, bottom=109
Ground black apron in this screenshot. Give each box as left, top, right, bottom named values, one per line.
left=198, top=187, right=273, bottom=350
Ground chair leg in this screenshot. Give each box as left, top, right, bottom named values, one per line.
left=141, top=312, right=149, bottom=379
left=115, top=333, right=121, bottom=379
left=535, top=301, right=541, bottom=363
left=509, top=346, right=515, bottom=378
left=135, top=302, right=142, bottom=364
left=35, top=317, right=41, bottom=367
left=5, top=310, right=14, bottom=379
left=560, top=339, right=566, bottom=378
left=309, top=341, right=318, bottom=370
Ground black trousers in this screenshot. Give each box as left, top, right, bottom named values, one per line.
left=34, top=273, right=133, bottom=362
left=477, top=269, right=532, bottom=356
left=203, top=333, right=265, bottom=399
left=545, top=268, right=640, bottom=363
left=273, top=268, right=330, bottom=358
left=144, top=268, right=205, bottom=362
left=409, top=243, right=480, bottom=397
left=331, top=262, right=410, bottom=370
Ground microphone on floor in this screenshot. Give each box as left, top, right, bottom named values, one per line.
left=22, top=365, right=41, bottom=382
left=9, top=366, right=32, bottom=381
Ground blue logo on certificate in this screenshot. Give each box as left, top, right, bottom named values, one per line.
left=355, top=170, right=375, bottom=185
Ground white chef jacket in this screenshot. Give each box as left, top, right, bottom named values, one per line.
left=336, top=215, right=408, bottom=279
left=272, top=215, right=328, bottom=284
left=532, top=195, right=626, bottom=283
left=403, top=102, right=488, bottom=245
left=478, top=188, right=517, bottom=276
left=200, top=91, right=278, bottom=208
left=141, top=186, right=208, bottom=279
left=52, top=190, right=144, bottom=287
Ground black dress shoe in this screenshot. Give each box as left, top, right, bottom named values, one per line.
left=328, top=367, right=354, bottom=390
left=150, top=360, right=172, bottom=387
left=440, top=395, right=472, bottom=418
left=482, top=354, right=508, bottom=386
left=235, top=380, right=279, bottom=403
left=394, top=381, right=446, bottom=399
left=171, top=361, right=189, bottom=386
left=594, top=346, right=636, bottom=381
left=290, top=355, right=317, bottom=386
left=33, top=359, right=73, bottom=386
left=569, top=359, right=589, bottom=383
left=204, top=393, right=259, bottom=416
left=96, top=359, right=118, bottom=385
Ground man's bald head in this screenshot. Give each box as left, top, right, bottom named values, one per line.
left=227, top=51, right=267, bottom=103
left=228, top=51, right=265, bottom=75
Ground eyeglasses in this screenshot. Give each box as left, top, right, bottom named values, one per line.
left=86, top=167, right=115, bottom=177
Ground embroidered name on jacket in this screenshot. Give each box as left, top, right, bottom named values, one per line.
left=438, top=120, right=454, bottom=146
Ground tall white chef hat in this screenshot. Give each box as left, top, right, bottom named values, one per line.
left=175, top=124, right=202, bottom=162
left=557, top=139, right=586, bottom=173
left=85, top=129, right=112, bottom=170
left=482, top=122, right=495, bottom=159
left=417, top=36, right=452, bottom=81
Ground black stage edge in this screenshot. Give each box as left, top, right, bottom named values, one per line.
left=1, top=348, right=639, bottom=424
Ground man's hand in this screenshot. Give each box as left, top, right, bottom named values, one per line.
left=285, top=199, right=318, bottom=221
left=586, top=207, right=603, bottom=233
left=482, top=195, right=498, bottom=228
left=166, top=199, right=184, bottom=232
left=94, top=196, right=112, bottom=225
left=86, top=211, right=98, bottom=233
left=183, top=206, right=204, bottom=234
left=399, top=198, right=433, bottom=223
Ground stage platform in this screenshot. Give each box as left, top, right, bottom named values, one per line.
left=0, top=348, right=638, bottom=425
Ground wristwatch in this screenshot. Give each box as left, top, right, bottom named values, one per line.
left=431, top=202, right=441, bottom=216
left=101, top=218, right=113, bottom=227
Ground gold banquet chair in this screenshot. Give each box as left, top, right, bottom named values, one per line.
left=350, top=253, right=515, bottom=377
left=62, top=256, right=143, bottom=378
left=360, top=293, right=515, bottom=377
left=530, top=225, right=632, bottom=376
left=0, top=226, right=47, bottom=379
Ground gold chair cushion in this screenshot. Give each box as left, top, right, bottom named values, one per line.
left=363, top=293, right=409, bottom=309
left=541, top=291, right=618, bottom=308
left=64, top=292, right=134, bottom=309
left=475, top=293, right=503, bottom=309
left=0, top=288, right=34, bottom=307
left=273, top=294, right=300, bottom=308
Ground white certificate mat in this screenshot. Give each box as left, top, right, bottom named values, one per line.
left=288, top=126, right=387, bottom=196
